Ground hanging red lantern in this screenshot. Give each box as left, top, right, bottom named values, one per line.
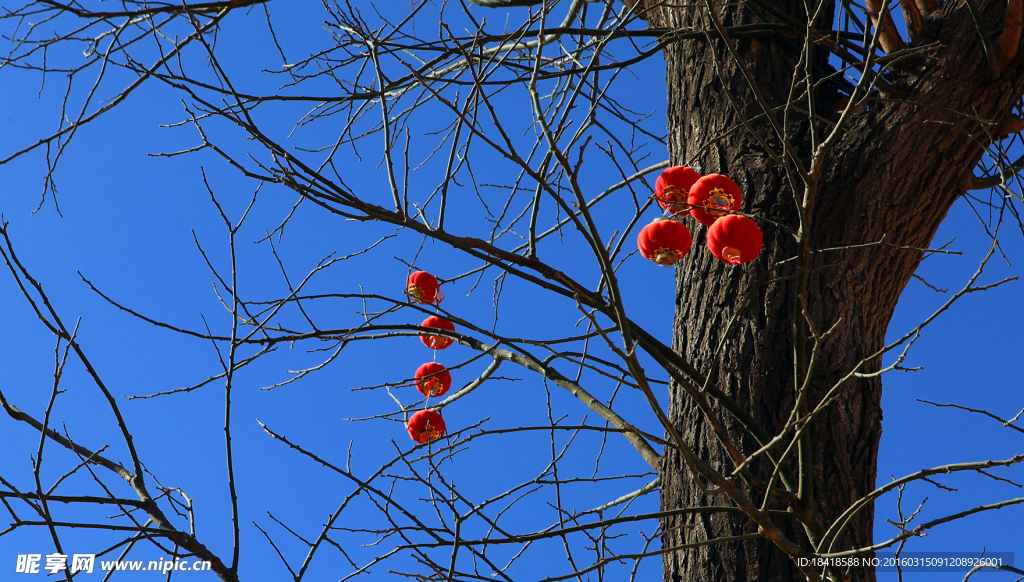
left=637, top=218, right=692, bottom=266
left=707, top=215, right=763, bottom=265
left=414, top=362, right=452, bottom=397
left=655, top=166, right=702, bottom=215
left=407, top=270, right=442, bottom=304
left=687, top=174, right=742, bottom=225
left=407, top=409, right=446, bottom=444
left=420, top=316, right=456, bottom=350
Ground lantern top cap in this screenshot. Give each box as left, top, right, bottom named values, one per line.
left=421, top=315, right=455, bottom=329
left=416, top=361, right=448, bottom=373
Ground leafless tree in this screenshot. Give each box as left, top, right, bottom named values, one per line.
left=1, top=1, right=1023, bottom=582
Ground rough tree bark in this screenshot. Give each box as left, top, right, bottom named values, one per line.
left=636, top=1, right=1024, bottom=581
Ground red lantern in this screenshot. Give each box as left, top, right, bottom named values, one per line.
left=637, top=218, right=692, bottom=266
left=655, top=166, right=702, bottom=215
left=407, top=409, right=446, bottom=444
left=407, top=270, right=442, bottom=304
left=414, top=362, right=452, bottom=397
left=420, top=316, right=456, bottom=350
left=687, top=174, right=742, bottom=225
left=707, top=215, right=763, bottom=265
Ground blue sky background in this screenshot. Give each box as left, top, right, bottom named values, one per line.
left=0, top=2, right=1021, bottom=581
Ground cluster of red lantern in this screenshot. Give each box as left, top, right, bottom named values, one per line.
left=403, top=271, right=454, bottom=445
left=639, top=167, right=763, bottom=266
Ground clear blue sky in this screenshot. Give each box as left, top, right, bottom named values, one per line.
left=1, top=2, right=1021, bottom=581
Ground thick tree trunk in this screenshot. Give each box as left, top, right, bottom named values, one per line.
left=642, top=1, right=1024, bottom=581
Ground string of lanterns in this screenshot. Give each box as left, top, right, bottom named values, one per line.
left=640, top=167, right=763, bottom=266
left=404, top=270, right=451, bottom=445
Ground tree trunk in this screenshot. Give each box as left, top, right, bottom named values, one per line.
left=643, top=1, right=1024, bottom=581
